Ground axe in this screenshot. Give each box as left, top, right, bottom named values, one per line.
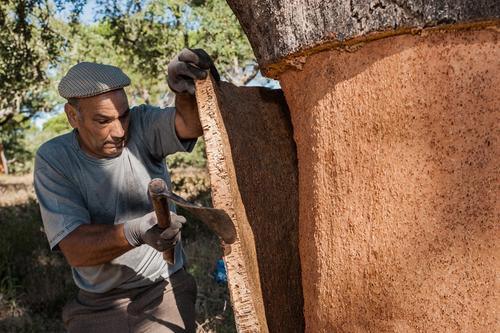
left=148, top=178, right=237, bottom=264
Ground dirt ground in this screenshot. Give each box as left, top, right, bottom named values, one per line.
left=0, top=174, right=35, bottom=206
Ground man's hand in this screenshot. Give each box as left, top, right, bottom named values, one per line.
left=167, top=48, right=220, bottom=95
left=123, top=211, right=186, bottom=251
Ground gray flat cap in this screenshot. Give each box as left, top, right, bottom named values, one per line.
left=58, top=62, right=131, bottom=99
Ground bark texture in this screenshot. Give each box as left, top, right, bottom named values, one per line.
left=280, top=28, right=499, bottom=332
left=227, top=0, right=500, bottom=76
left=195, top=78, right=303, bottom=333
left=0, top=144, right=7, bottom=175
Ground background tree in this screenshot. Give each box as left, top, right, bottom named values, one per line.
left=0, top=0, right=83, bottom=173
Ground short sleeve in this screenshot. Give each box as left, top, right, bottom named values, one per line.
left=34, top=153, right=90, bottom=250
left=132, top=105, right=197, bottom=160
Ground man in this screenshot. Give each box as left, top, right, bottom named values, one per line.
left=34, top=49, right=219, bottom=332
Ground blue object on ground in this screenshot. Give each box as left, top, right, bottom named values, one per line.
left=213, top=258, right=227, bottom=284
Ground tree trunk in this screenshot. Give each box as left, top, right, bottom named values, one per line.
left=219, top=1, right=499, bottom=332
left=227, top=0, right=500, bottom=77
left=0, top=143, right=8, bottom=175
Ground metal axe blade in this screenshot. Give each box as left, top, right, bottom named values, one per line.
left=149, top=178, right=237, bottom=244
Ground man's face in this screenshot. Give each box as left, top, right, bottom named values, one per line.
left=65, top=89, right=130, bottom=158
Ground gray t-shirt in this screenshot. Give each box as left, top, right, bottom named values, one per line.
left=34, top=104, right=196, bottom=293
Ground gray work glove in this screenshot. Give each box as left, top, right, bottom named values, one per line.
left=123, top=211, right=186, bottom=251
left=167, top=48, right=220, bottom=95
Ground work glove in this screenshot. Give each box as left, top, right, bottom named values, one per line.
left=167, top=48, right=220, bottom=95
left=123, top=211, right=186, bottom=251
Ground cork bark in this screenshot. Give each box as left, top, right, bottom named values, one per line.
left=195, top=78, right=303, bottom=333
left=280, top=28, right=499, bottom=332
left=227, top=0, right=500, bottom=76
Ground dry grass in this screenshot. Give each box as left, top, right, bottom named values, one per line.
left=0, top=171, right=235, bottom=332
left=0, top=174, right=35, bottom=207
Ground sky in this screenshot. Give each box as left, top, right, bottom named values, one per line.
left=81, top=0, right=98, bottom=24
left=53, top=0, right=97, bottom=24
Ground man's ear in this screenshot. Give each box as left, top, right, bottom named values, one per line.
left=64, top=103, right=79, bottom=128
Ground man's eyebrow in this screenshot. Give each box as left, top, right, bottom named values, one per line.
left=93, top=114, right=113, bottom=120
left=92, top=108, right=130, bottom=120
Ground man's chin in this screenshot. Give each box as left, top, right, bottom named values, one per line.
left=102, top=147, right=124, bottom=158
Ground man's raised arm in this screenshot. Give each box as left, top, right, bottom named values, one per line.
left=167, top=48, right=220, bottom=139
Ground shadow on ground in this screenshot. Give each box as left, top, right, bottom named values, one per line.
left=0, top=199, right=74, bottom=332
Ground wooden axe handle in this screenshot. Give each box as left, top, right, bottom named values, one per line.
left=148, top=178, right=175, bottom=264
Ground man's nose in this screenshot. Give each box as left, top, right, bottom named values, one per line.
left=110, top=119, right=125, bottom=139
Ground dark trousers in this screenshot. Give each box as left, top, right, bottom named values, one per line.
left=62, top=268, right=197, bottom=333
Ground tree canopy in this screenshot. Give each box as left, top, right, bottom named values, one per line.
left=0, top=0, right=72, bottom=172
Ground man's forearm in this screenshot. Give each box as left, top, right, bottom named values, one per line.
left=59, top=224, right=133, bottom=267
left=174, top=92, right=203, bottom=139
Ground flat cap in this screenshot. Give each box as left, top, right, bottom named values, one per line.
left=58, top=62, right=131, bottom=99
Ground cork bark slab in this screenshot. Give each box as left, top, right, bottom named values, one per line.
left=195, top=78, right=304, bottom=333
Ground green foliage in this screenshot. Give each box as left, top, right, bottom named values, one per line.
left=0, top=1, right=63, bottom=119
left=68, top=0, right=256, bottom=105
left=191, top=0, right=255, bottom=75
left=167, top=138, right=207, bottom=169
left=94, top=0, right=254, bottom=77
left=0, top=0, right=81, bottom=174
left=21, top=112, right=72, bottom=163
left=0, top=115, right=33, bottom=174
left=42, top=112, right=72, bottom=134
